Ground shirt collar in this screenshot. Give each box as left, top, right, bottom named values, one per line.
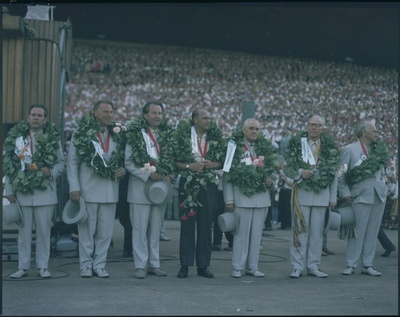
left=30, top=129, right=43, bottom=137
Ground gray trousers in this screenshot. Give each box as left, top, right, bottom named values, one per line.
left=290, top=205, right=325, bottom=272
left=345, top=191, right=384, bottom=268
left=78, top=202, right=116, bottom=271
left=18, top=205, right=54, bottom=270
left=232, top=207, right=268, bottom=271
left=130, top=203, right=165, bottom=269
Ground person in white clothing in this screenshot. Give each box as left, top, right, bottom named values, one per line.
left=4, top=104, right=65, bottom=279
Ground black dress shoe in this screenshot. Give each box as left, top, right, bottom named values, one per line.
left=197, top=267, right=214, bottom=278
left=123, top=251, right=133, bottom=258
left=177, top=266, right=188, bottom=278
left=322, top=248, right=335, bottom=255
left=212, top=245, right=222, bottom=251
left=381, top=245, right=396, bottom=257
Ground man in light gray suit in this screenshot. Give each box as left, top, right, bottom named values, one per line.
left=124, top=101, right=175, bottom=279
left=338, top=120, right=390, bottom=276
left=222, top=118, right=277, bottom=278
left=4, top=104, right=65, bottom=279
left=284, top=115, right=339, bottom=278
left=67, top=100, right=126, bottom=278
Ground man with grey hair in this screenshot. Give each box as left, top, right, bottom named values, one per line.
left=338, top=120, right=390, bottom=276
left=284, top=115, right=339, bottom=278
left=222, top=118, right=277, bottom=278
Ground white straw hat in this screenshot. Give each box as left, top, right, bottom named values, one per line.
left=3, top=199, right=24, bottom=227
left=218, top=211, right=238, bottom=235
left=62, top=197, right=88, bottom=224
left=145, top=180, right=173, bottom=205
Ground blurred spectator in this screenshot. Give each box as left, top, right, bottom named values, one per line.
left=64, top=40, right=397, bottom=160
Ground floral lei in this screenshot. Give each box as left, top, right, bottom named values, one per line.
left=3, top=120, right=61, bottom=194
left=345, top=139, right=390, bottom=186
left=175, top=119, right=225, bottom=208
left=72, top=113, right=126, bottom=179
left=126, top=115, right=176, bottom=177
left=224, top=126, right=279, bottom=197
left=284, top=131, right=340, bottom=192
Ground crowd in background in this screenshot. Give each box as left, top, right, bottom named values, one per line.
left=64, top=39, right=398, bottom=159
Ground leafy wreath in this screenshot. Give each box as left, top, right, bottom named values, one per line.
left=345, top=139, right=390, bottom=186
left=3, top=120, right=61, bottom=194
left=175, top=119, right=225, bottom=208
left=224, top=126, right=279, bottom=197
left=284, top=131, right=340, bottom=192
left=72, top=113, right=126, bottom=179
left=126, top=115, right=176, bottom=177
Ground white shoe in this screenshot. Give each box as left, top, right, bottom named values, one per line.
left=10, top=269, right=28, bottom=279
left=342, top=266, right=355, bottom=275
left=307, top=269, right=328, bottom=278
left=80, top=267, right=93, bottom=278
left=232, top=269, right=242, bottom=278
left=134, top=268, right=146, bottom=279
left=148, top=267, right=167, bottom=276
left=38, top=268, right=51, bottom=278
left=245, top=269, right=265, bottom=277
left=94, top=268, right=110, bottom=278
left=290, top=269, right=302, bottom=278
left=160, top=235, right=171, bottom=241
left=361, top=266, right=381, bottom=276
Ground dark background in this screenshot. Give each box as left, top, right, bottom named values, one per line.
left=6, top=2, right=399, bottom=69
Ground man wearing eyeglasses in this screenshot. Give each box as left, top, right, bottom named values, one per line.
left=284, top=115, right=339, bottom=279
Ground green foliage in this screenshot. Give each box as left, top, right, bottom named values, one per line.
left=126, top=115, right=176, bottom=177
left=225, top=126, right=279, bottom=197
left=72, top=113, right=126, bottom=179
left=284, top=131, right=340, bottom=192
left=3, top=121, right=61, bottom=194
left=175, top=119, right=225, bottom=208
left=345, top=139, right=390, bottom=185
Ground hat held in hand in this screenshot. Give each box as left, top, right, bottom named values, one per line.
left=62, top=197, right=88, bottom=224
left=218, top=211, right=238, bottom=235
left=3, top=198, right=24, bottom=227
left=145, top=180, right=173, bottom=205
left=324, top=202, right=356, bottom=235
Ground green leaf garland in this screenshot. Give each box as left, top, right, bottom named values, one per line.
left=284, top=131, right=340, bottom=192
left=3, top=121, right=61, bottom=194
left=126, top=115, right=176, bottom=177
left=345, top=139, right=390, bottom=185
left=72, top=113, right=126, bottom=179
left=175, top=119, right=225, bottom=208
left=224, top=126, right=279, bottom=197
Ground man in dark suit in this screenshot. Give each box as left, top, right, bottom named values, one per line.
left=116, top=173, right=132, bottom=257
left=175, top=108, right=224, bottom=278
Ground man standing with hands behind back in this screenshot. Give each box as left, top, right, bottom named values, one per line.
left=284, top=115, right=339, bottom=279
left=175, top=108, right=225, bottom=279
left=67, top=100, right=126, bottom=278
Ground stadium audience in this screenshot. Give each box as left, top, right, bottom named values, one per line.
left=64, top=39, right=398, bottom=159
